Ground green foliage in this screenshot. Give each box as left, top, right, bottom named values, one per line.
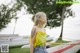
left=0, top=0, right=23, bottom=30
left=20, top=0, right=74, bottom=28
left=0, top=0, right=74, bottom=30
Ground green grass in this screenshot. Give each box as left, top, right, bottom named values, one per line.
left=9, top=47, right=30, bottom=53
left=56, top=38, right=69, bottom=43
left=9, top=39, right=69, bottom=53
left=50, top=38, right=69, bottom=47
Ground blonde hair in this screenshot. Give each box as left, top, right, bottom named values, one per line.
left=32, top=12, right=46, bottom=25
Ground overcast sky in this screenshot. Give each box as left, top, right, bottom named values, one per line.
left=0, top=0, right=80, bottom=41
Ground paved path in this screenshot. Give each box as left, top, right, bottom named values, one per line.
left=47, top=41, right=80, bottom=53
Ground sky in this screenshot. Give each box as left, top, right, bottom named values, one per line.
left=0, top=0, right=80, bottom=41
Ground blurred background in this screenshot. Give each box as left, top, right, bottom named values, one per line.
left=0, top=0, right=80, bottom=53
left=0, top=0, right=80, bottom=41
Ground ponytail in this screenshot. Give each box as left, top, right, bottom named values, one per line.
left=32, top=15, right=35, bottom=22
left=32, top=15, right=38, bottom=25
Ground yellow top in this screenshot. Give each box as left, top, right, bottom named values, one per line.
left=30, top=31, right=46, bottom=48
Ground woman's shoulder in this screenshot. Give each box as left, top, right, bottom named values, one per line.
left=31, top=26, right=39, bottom=33
left=31, top=26, right=38, bottom=37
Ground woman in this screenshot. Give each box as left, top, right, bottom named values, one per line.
left=30, top=12, right=48, bottom=53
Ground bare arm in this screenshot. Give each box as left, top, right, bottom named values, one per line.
left=44, top=28, right=47, bottom=48
left=30, top=27, right=36, bottom=53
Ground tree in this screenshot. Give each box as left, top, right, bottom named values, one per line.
left=56, top=0, right=74, bottom=40
left=13, top=17, right=18, bottom=35
left=0, top=0, right=23, bottom=30
left=19, top=0, right=74, bottom=40
left=0, top=0, right=74, bottom=40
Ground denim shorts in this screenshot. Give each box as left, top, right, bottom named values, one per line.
left=34, top=46, right=48, bottom=53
